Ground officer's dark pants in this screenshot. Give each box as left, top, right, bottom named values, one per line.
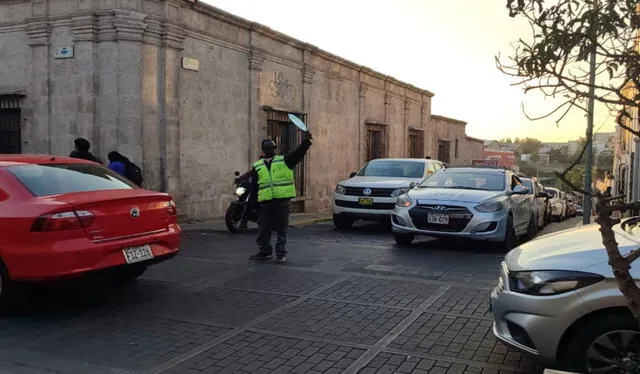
left=257, top=199, right=289, bottom=255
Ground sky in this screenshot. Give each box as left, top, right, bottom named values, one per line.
left=204, top=0, right=617, bottom=142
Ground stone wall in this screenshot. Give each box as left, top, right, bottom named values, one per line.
left=432, top=115, right=469, bottom=166
left=0, top=0, right=481, bottom=219
left=463, top=137, right=485, bottom=165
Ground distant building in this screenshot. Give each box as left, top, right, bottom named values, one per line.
left=541, top=142, right=566, bottom=151
left=594, top=132, right=615, bottom=145
left=568, top=140, right=579, bottom=155
left=483, top=149, right=516, bottom=168
left=538, top=153, right=550, bottom=166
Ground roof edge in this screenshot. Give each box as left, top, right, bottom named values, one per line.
left=189, top=1, right=435, bottom=98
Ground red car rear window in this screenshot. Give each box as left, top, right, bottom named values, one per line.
left=6, top=163, right=136, bottom=197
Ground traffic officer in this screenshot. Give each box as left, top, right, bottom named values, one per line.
left=246, top=132, right=312, bottom=263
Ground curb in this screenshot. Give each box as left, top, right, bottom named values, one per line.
left=179, top=216, right=332, bottom=232
left=290, top=216, right=332, bottom=228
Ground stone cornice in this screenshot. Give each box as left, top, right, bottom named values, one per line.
left=112, top=10, right=147, bottom=43
left=144, top=16, right=164, bottom=45
left=71, top=13, right=98, bottom=42
left=186, top=29, right=247, bottom=53
left=359, top=83, right=367, bottom=99
left=249, top=48, right=265, bottom=71
left=95, top=11, right=116, bottom=42
left=431, top=114, right=467, bottom=126
left=24, top=19, right=50, bottom=46
left=302, top=64, right=314, bottom=84
left=162, top=21, right=186, bottom=50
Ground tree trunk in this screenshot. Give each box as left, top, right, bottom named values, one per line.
left=595, top=198, right=640, bottom=318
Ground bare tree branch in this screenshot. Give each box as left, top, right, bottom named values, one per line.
left=625, top=249, right=640, bottom=264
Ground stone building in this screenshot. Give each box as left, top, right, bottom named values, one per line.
left=430, top=115, right=484, bottom=165
left=0, top=0, right=483, bottom=220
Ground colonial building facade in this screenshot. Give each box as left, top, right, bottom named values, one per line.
left=0, top=0, right=483, bottom=220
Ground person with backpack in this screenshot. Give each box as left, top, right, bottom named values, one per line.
left=70, top=138, right=102, bottom=164
left=107, top=151, right=143, bottom=187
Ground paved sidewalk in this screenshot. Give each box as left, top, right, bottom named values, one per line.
left=181, top=212, right=333, bottom=232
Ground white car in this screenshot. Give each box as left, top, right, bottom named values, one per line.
left=332, top=158, right=445, bottom=229
left=545, top=187, right=567, bottom=221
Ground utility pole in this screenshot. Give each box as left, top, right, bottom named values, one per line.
left=583, top=0, right=597, bottom=224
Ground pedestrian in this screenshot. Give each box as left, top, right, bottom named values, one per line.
left=106, top=151, right=144, bottom=187
left=244, top=133, right=313, bottom=263
left=69, top=137, right=102, bottom=163
left=107, top=151, right=128, bottom=177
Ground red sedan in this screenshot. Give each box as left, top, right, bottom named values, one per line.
left=0, top=154, right=181, bottom=306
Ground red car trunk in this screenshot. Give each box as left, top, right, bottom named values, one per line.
left=44, top=189, right=175, bottom=242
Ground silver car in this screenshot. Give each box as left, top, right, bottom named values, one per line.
left=545, top=187, right=568, bottom=221
left=391, top=167, right=535, bottom=250
left=520, top=176, right=549, bottom=230
left=490, top=218, right=640, bottom=373
left=332, top=158, right=445, bottom=229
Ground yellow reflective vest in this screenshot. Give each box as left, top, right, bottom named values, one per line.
left=253, top=155, right=296, bottom=202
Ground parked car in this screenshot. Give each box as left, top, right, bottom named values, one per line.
left=566, top=194, right=577, bottom=217
left=490, top=217, right=640, bottom=373
left=391, top=166, right=535, bottom=250
left=537, top=181, right=552, bottom=225
left=332, top=158, right=445, bottom=229
left=545, top=187, right=567, bottom=221
left=576, top=204, right=583, bottom=216
left=520, top=176, right=549, bottom=230
left=0, top=155, right=181, bottom=307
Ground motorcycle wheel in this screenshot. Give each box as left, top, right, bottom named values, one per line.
left=225, top=204, right=247, bottom=233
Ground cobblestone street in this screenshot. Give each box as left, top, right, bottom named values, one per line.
left=0, top=218, right=582, bottom=374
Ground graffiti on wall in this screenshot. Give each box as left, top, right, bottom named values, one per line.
left=268, top=72, right=295, bottom=102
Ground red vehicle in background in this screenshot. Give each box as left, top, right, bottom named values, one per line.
left=0, top=154, right=181, bottom=307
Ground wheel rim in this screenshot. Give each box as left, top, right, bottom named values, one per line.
left=586, top=329, right=640, bottom=373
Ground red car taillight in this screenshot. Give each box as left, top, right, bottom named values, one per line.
left=166, top=200, right=177, bottom=216
left=31, top=210, right=95, bottom=231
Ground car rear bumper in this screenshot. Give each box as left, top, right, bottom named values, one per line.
left=3, top=224, right=181, bottom=281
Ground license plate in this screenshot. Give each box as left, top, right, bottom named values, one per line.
left=123, top=245, right=154, bottom=264
left=427, top=213, right=449, bottom=225
left=358, top=198, right=374, bottom=206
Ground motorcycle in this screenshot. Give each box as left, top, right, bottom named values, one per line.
left=225, top=171, right=259, bottom=233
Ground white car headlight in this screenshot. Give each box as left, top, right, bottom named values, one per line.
left=474, top=196, right=508, bottom=212
left=335, top=184, right=346, bottom=195
left=391, top=187, right=410, bottom=197
left=396, top=194, right=413, bottom=208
